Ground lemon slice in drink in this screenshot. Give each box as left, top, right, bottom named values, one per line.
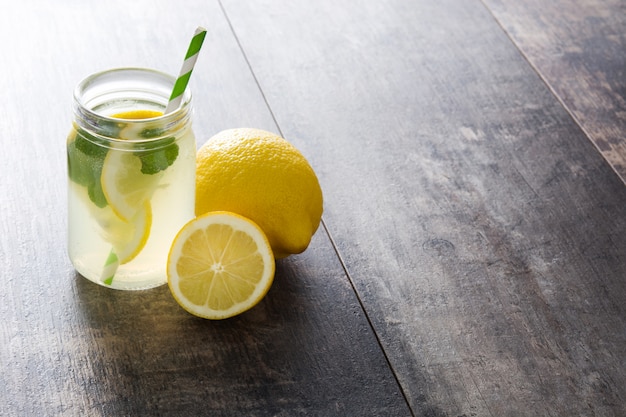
left=101, top=150, right=162, bottom=222
left=167, top=211, right=275, bottom=320
left=103, top=201, right=152, bottom=264
left=71, top=178, right=151, bottom=264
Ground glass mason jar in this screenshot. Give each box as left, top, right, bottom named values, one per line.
left=67, top=68, right=196, bottom=290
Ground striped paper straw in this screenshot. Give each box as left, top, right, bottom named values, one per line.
left=165, top=26, right=207, bottom=114
left=101, top=250, right=119, bottom=285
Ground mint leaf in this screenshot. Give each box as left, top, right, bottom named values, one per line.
left=67, top=131, right=108, bottom=208
left=87, top=178, right=108, bottom=208
left=135, top=137, right=179, bottom=175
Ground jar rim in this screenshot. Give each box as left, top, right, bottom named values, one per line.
left=72, top=67, right=192, bottom=144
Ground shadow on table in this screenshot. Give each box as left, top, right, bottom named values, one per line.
left=72, top=259, right=299, bottom=333
left=69, top=262, right=307, bottom=412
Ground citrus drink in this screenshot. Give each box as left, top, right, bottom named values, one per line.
left=67, top=68, right=196, bottom=290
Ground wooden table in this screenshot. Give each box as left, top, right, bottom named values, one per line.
left=2, top=1, right=624, bottom=415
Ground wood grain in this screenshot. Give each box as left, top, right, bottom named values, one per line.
left=482, top=0, right=626, bottom=183
left=3, top=0, right=625, bottom=415
left=0, top=1, right=411, bottom=415
left=222, top=0, right=626, bottom=415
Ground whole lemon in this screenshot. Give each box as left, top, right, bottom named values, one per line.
left=195, top=128, right=323, bottom=258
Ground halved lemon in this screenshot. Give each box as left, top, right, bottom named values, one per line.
left=167, top=211, right=275, bottom=320
left=101, top=150, right=162, bottom=222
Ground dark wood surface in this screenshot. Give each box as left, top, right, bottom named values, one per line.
left=484, top=0, right=626, bottom=183
left=1, top=0, right=624, bottom=416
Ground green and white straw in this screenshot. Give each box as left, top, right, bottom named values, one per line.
left=165, top=26, right=207, bottom=114
left=101, top=251, right=119, bottom=286
left=100, top=26, right=206, bottom=286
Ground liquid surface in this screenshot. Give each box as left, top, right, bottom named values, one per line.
left=112, top=109, right=163, bottom=119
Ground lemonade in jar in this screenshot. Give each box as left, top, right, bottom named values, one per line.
left=67, top=68, right=196, bottom=290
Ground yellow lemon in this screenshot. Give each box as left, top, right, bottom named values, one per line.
left=167, top=211, right=275, bottom=320
left=101, top=150, right=162, bottom=223
left=100, top=109, right=166, bottom=222
left=69, top=181, right=152, bottom=265
left=195, top=128, right=323, bottom=258
left=102, top=201, right=152, bottom=264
